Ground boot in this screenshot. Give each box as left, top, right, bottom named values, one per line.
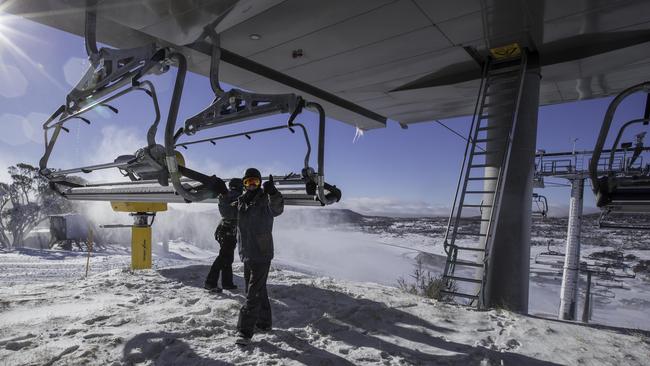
left=222, top=267, right=237, bottom=290
left=204, top=281, right=223, bottom=293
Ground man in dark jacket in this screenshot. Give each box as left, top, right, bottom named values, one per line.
left=235, top=168, right=284, bottom=346
left=205, top=178, right=244, bottom=292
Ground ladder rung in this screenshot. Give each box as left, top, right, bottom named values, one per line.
left=474, top=150, right=501, bottom=156
left=479, top=112, right=513, bottom=120
left=483, top=101, right=514, bottom=109
left=448, top=259, right=484, bottom=268
left=444, top=275, right=483, bottom=284
left=491, top=57, right=522, bottom=66
left=462, top=204, right=492, bottom=208
left=454, top=246, right=487, bottom=252
left=489, top=73, right=519, bottom=82
left=485, top=88, right=517, bottom=97
left=458, top=217, right=490, bottom=222
left=477, top=125, right=509, bottom=132
left=465, top=190, right=495, bottom=194
left=459, top=232, right=487, bottom=237
left=467, top=177, right=498, bottom=180
left=488, top=77, right=518, bottom=86
left=488, top=66, right=520, bottom=76
left=469, top=164, right=494, bottom=169
left=474, top=137, right=504, bottom=143
left=440, top=290, right=479, bottom=300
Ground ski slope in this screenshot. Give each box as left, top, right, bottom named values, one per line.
left=1, top=242, right=649, bottom=365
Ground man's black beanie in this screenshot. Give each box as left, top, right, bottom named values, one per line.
left=243, top=168, right=262, bottom=181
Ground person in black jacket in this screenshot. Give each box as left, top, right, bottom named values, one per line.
left=205, top=178, right=244, bottom=292
left=235, top=168, right=284, bottom=346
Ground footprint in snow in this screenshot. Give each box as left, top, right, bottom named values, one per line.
left=107, top=318, right=131, bottom=327
left=188, top=307, right=211, bottom=316
left=5, top=340, right=33, bottom=351
left=0, top=333, right=35, bottom=346
left=184, top=298, right=200, bottom=306
left=505, top=338, right=522, bottom=350
left=83, top=315, right=111, bottom=325
left=476, top=335, right=498, bottom=351
left=476, top=327, right=496, bottom=332
left=83, top=333, right=114, bottom=339
left=63, top=329, right=84, bottom=336
left=158, top=315, right=186, bottom=324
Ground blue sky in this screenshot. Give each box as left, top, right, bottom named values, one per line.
left=1, top=13, right=648, bottom=216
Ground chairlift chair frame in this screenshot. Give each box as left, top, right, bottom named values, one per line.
left=40, top=6, right=341, bottom=207
left=590, top=81, right=650, bottom=228
left=532, top=193, right=549, bottom=219
left=163, top=27, right=341, bottom=205
left=39, top=2, right=178, bottom=188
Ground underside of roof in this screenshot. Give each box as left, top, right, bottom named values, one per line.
left=4, top=0, right=650, bottom=129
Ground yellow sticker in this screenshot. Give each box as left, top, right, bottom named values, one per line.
left=490, top=43, right=521, bottom=59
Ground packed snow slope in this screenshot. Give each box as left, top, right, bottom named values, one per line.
left=1, top=247, right=649, bottom=365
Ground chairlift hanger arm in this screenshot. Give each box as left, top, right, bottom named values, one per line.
left=185, top=41, right=386, bottom=126
left=183, top=90, right=302, bottom=134
left=607, top=117, right=650, bottom=171
left=590, top=82, right=650, bottom=191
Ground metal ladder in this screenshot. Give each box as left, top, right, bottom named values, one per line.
left=441, top=51, right=529, bottom=307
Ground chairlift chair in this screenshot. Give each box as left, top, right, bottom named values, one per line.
left=163, top=27, right=341, bottom=205
left=590, top=81, right=650, bottom=228
left=532, top=193, right=549, bottom=219
left=534, top=239, right=565, bottom=266
left=41, top=8, right=341, bottom=207
left=39, top=2, right=179, bottom=189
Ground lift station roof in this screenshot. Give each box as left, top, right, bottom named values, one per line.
left=4, top=0, right=650, bottom=129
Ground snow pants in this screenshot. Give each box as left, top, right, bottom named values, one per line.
left=237, top=261, right=272, bottom=338
left=205, top=224, right=237, bottom=287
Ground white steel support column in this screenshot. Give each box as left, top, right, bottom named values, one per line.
left=559, top=178, right=584, bottom=320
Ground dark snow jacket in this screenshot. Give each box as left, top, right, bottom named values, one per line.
left=218, top=189, right=241, bottom=224
left=236, top=188, right=284, bottom=263
left=216, top=189, right=242, bottom=240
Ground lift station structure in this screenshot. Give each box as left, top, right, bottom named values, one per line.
left=5, top=0, right=650, bottom=314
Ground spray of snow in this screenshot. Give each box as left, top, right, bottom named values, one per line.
left=339, top=196, right=450, bottom=217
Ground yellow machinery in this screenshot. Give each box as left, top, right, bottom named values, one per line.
left=110, top=202, right=167, bottom=270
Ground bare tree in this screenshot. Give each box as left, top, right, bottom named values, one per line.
left=0, top=163, right=72, bottom=249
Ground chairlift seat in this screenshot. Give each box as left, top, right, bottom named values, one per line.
left=595, top=175, right=650, bottom=209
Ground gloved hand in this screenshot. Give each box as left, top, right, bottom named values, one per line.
left=210, top=176, right=228, bottom=196
left=263, top=175, right=278, bottom=195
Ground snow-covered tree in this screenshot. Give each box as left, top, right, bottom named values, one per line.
left=0, top=163, right=72, bottom=249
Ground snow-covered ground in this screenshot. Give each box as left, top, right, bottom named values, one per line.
left=1, top=239, right=650, bottom=365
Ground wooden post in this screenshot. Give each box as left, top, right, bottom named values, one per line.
left=582, top=271, right=592, bottom=323
left=85, top=228, right=94, bottom=278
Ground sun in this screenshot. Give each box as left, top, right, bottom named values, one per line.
left=0, top=9, right=67, bottom=91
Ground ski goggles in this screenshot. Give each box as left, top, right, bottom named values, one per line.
left=243, top=177, right=261, bottom=187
